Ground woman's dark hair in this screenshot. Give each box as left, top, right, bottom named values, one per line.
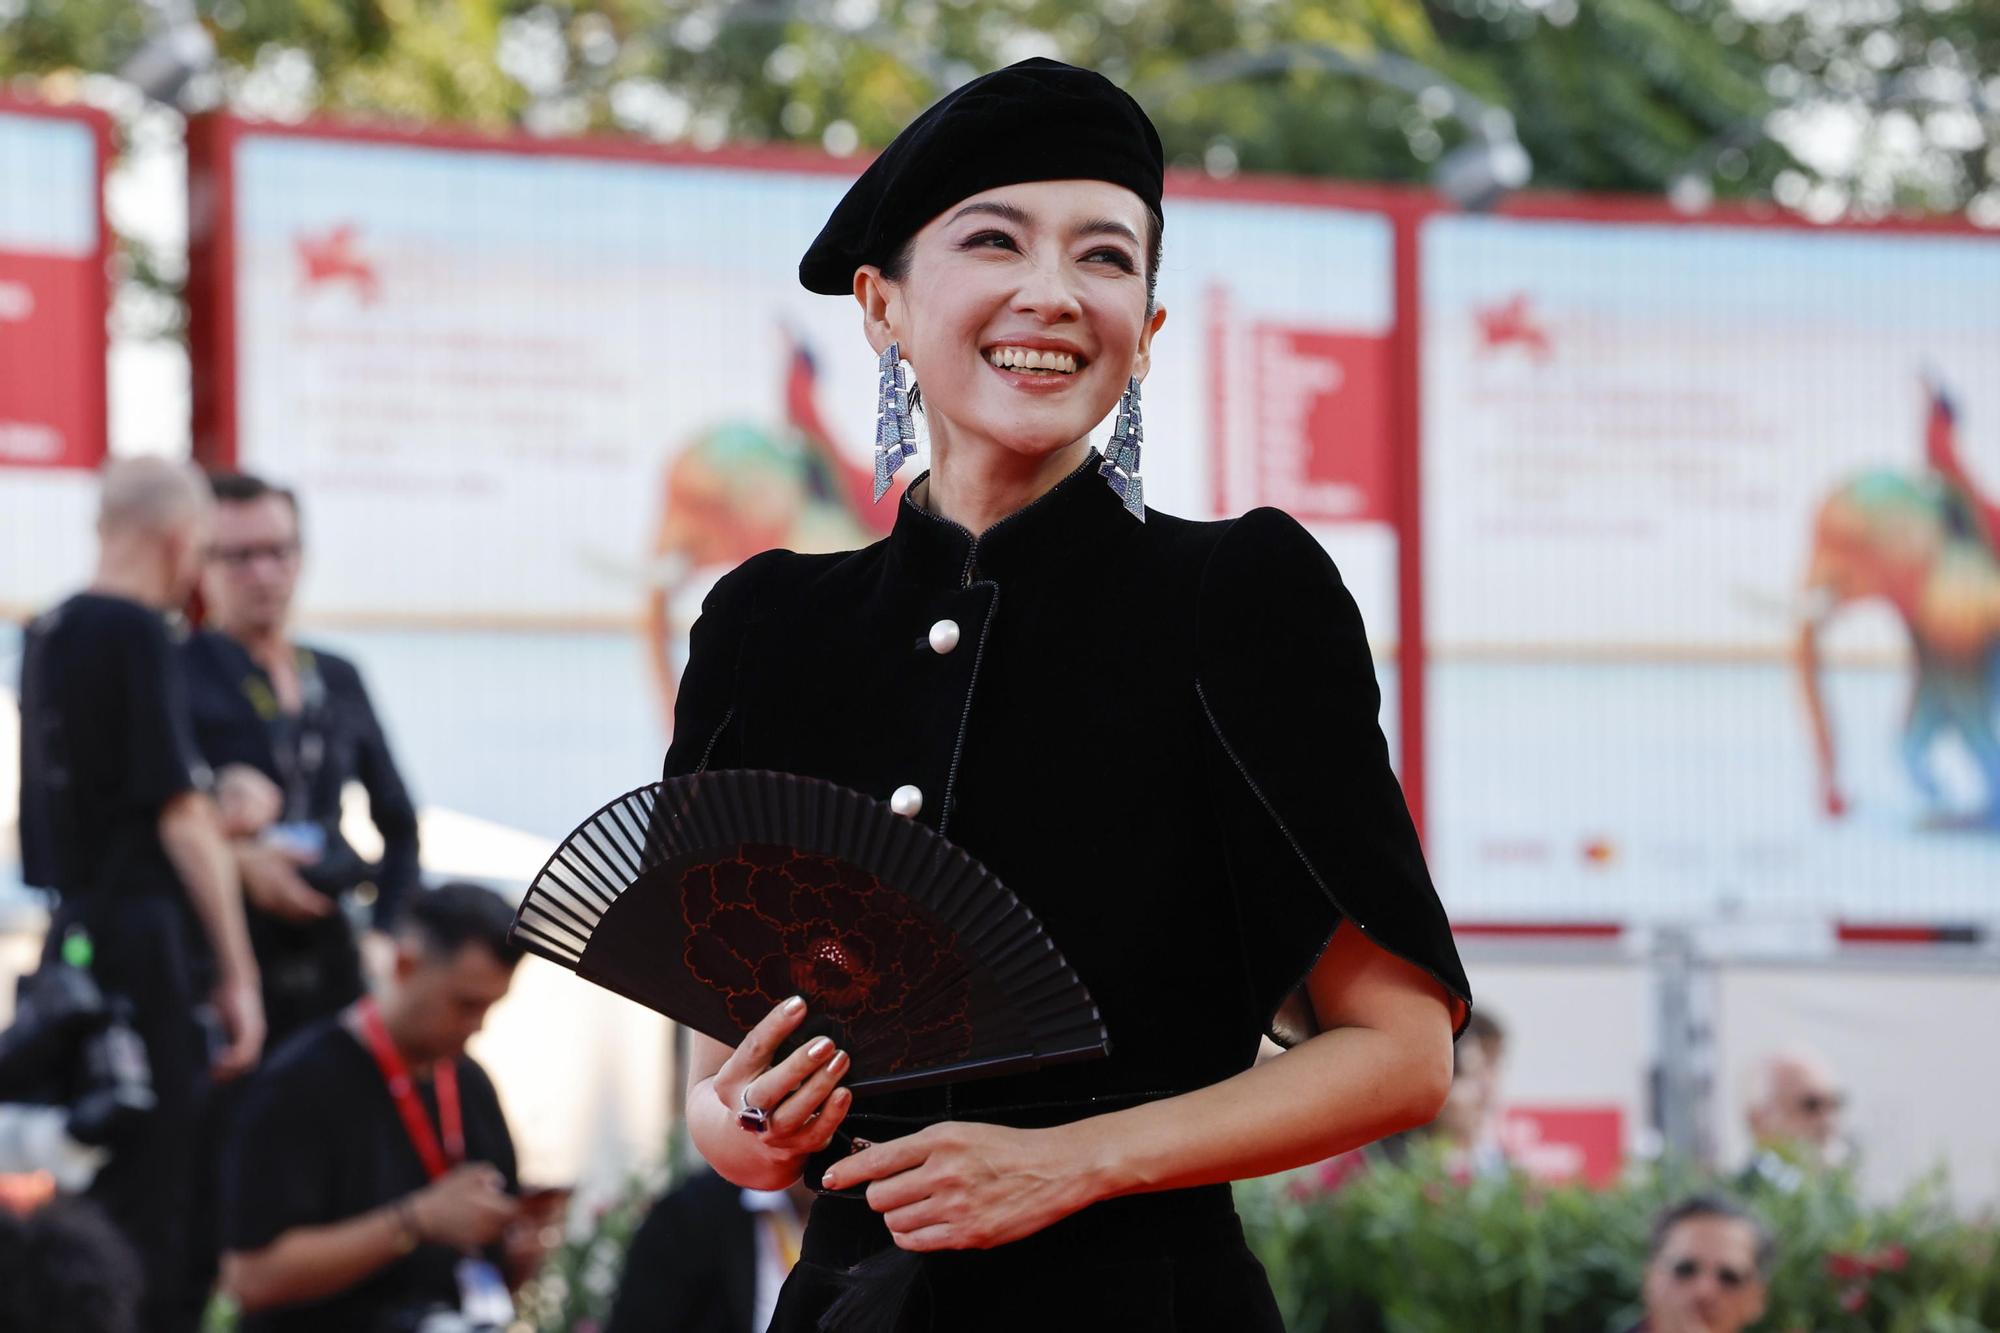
left=0, top=1198, right=143, bottom=1333
left=398, top=881, right=526, bottom=966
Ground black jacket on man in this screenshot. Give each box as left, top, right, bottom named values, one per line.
left=17, top=593, right=216, bottom=1333
left=181, top=632, right=419, bottom=1041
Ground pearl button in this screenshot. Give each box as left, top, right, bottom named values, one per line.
left=889, top=785, right=923, bottom=818
left=927, top=619, right=961, bottom=654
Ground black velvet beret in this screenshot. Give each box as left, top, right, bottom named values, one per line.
left=798, top=58, right=1165, bottom=296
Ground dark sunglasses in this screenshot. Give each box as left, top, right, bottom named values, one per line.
left=1797, top=1091, right=1846, bottom=1115
left=207, top=540, right=300, bottom=567
left=1670, top=1258, right=1749, bottom=1289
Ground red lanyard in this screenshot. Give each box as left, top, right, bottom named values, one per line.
left=350, top=997, right=463, bottom=1180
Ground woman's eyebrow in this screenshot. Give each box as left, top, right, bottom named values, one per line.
left=1073, top=216, right=1140, bottom=246
left=948, top=201, right=1140, bottom=246
left=949, top=201, right=1034, bottom=228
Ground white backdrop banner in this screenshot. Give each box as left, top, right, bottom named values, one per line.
left=1421, top=215, right=2000, bottom=922
left=203, top=126, right=1403, bottom=642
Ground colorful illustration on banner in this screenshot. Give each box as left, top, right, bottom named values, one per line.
left=1797, top=377, right=2000, bottom=831
left=638, top=330, right=897, bottom=726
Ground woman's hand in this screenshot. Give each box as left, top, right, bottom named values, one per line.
left=819, top=1121, right=1100, bottom=1252
left=688, top=996, right=854, bottom=1190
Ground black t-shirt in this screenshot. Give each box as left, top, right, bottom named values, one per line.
left=17, top=592, right=210, bottom=899
left=221, top=1018, right=518, bottom=1333
left=180, top=631, right=422, bottom=929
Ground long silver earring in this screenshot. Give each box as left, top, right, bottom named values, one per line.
left=1100, top=375, right=1145, bottom=521
left=873, top=342, right=918, bottom=502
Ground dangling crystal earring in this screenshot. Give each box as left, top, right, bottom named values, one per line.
left=1100, top=375, right=1145, bottom=521
left=873, top=342, right=918, bottom=502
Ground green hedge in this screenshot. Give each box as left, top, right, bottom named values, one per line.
left=1235, top=1145, right=2000, bottom=1333
left=207, top=1145, right=1998, bottom=1332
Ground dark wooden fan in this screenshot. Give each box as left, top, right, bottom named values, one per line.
left=511, top=769, right=1109, bottom=1093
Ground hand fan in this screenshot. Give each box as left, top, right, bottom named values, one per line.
left=510, top=769, right=1110, bottom=1094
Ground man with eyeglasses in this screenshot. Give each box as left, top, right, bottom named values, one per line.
left=1738, top=1047, right=1850, bottom=1193
left=181, top=472, right=421, bottom=1046
left=1631, top=1195, right=1773, bottom=1333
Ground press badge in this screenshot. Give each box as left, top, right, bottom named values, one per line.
left=455, top=1257, right=513, bottom=1327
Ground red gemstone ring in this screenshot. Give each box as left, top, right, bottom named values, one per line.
left=737, top=1085, right=769, bottom=1134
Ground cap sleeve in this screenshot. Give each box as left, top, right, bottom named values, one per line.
left=1196, top=507, right=1471, bottom=1045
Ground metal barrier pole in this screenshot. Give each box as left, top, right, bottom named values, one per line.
left=1651, top=925, right=1717, bottom=1166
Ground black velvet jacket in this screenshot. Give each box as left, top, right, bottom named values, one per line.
left=662, top=450, right=1471, bottom=1329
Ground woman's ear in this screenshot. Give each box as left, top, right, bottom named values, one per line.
left=1132, top=303, right=1168, bottom=382
left=853, top=265, right=900, bottom=357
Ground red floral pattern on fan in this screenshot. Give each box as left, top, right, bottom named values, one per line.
left=679, top=843, right=975, bottom=1074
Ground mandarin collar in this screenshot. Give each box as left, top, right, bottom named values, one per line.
left=886, top=449, right=1131, bottom=588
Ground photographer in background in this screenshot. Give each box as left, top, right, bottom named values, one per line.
left=182, top=471, right=421, bottom=1044
left=15, top=458, right=264, bottom=1333
left=0, top=959, right=155, bottom=1195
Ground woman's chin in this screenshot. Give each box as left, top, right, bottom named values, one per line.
left=978, top=429, right=1096, bottom=462
left=928, top=405, right=1098, bottom=461
left=976, top=404, right=1114, bottom=457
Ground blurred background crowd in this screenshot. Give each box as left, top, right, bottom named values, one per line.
left=2, top=1, right=1998, bottom=1330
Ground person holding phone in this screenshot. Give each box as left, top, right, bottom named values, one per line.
left=219, top=885, right=560, bottom=1332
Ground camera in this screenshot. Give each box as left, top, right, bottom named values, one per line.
left=0, top=958, right=157, bottom=1151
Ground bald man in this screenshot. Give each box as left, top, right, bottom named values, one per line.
left=17, top=457, right=264, bottom=1333
left=1738, top=1047, right=1848, bottom=1192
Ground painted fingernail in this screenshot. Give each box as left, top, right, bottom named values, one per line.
left=783, top=995, right=806, bottom=1016
left=828, top=1050, right=850, bottom=1071
left=806, top=1037, right=833, bottom=1059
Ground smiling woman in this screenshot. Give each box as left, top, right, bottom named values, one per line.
left=663, top=58, right=1474, bottom=1333
left=877, top=192, right=1168, bottom=409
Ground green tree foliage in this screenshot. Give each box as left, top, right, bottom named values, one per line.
left=1746, top=0, right=2000, bottom=219
left=2, top=0, right=526, bottom=125
left=4, top=0, right=1970, bottom=203
left=551, top=0, right=1800, bottom=198
left=2, top=0, right=1992, bottom=312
